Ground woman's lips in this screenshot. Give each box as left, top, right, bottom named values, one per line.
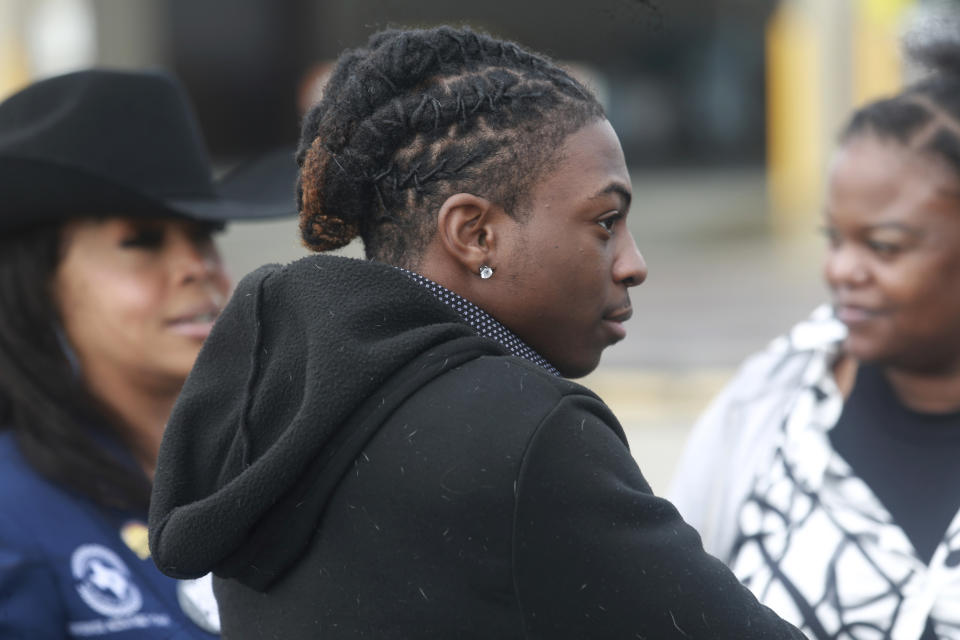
left=834, top=304, right=883, bottom=325
left=166, top=306, right=220, bottom=339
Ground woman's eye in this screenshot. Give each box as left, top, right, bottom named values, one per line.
left=120, top=228, right=164, bottom=249
left=818, top=226, right=840, bottom=248
left=868, top=240, right=900, bottom=256
left=190, top=228, right=216, bottom=248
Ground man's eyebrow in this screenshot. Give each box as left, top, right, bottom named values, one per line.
left=591, top=183, right=632, bottom=209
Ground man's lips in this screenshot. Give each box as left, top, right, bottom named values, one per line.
left=604, top=307, right=633, bottom=323
left=603, top=306, right=633, bottom=341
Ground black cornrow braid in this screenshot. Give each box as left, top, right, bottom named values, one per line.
left=296, top=27, right=588, bottom=177
left=297, top=26, right=604, bottom=264
left=300, top=26, right=589, bottom=160
left=299, top=27, right=588, bottom=153
left=312, top=67, right=584, bottom=262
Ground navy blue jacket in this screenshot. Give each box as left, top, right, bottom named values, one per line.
left=0, top=430, right=219, bottom=638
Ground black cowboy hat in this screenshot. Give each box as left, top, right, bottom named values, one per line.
left=0, top=68, right=297, bottom=233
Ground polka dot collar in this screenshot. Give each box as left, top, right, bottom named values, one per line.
left=400, top=269, right=561, bottom=377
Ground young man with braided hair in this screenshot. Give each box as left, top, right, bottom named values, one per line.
left=150, top=26, right=803, bottom=638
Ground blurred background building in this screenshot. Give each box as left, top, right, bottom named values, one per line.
left=0, top=0, right=945, bottom=489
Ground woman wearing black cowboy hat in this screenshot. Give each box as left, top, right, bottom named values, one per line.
left=0, top=69, right=291, bottom=637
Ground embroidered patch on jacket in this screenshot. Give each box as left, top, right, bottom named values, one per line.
left=68, top=543, right=174, bottom=636
left=71, top=544, right=144, bottom=618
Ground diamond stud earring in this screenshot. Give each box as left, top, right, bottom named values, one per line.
left=479, top=265, right=494, bottom=279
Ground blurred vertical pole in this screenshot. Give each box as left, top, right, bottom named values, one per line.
left=852, top=0, right=912, bottom=106
left=766, top=0, right=915, bottom=239
left=765, top=0, right=851, bottom=238
left=0, top=0, right=29, bottom=100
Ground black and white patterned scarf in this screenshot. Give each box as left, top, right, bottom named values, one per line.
left=729, top=307, right=960, bottom=640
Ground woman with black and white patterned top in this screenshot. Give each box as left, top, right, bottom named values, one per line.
left=671, top=15, right=960, bottom=640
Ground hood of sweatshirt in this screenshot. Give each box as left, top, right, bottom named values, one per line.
left=148, top=255, right=500, bottom=590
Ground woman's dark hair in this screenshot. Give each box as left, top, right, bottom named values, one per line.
left=0, top=225, right=151, bottom=511
left=296, top=25, right=605, bottom=267
left=841, top=11, right=960, bottom=176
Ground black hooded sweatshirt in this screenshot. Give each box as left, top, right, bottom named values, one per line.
left=149, top=255, right=802, bottom=639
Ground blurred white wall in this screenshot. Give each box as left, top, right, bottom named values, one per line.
left=0, top=0, right=167, bottom=99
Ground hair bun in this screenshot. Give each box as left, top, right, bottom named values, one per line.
left=298, top=137, right=363, bottom=252
left=904, top=3, right=960, bottom=79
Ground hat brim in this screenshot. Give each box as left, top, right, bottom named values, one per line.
left=215, top=146, right=299, bottom=211
left=0, top=154, right=298, bottom=233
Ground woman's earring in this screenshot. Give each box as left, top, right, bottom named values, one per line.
left=479, top=265, right=494, bottom=280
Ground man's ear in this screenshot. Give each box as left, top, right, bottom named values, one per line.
left=435, top=193, right=510, bottom=275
